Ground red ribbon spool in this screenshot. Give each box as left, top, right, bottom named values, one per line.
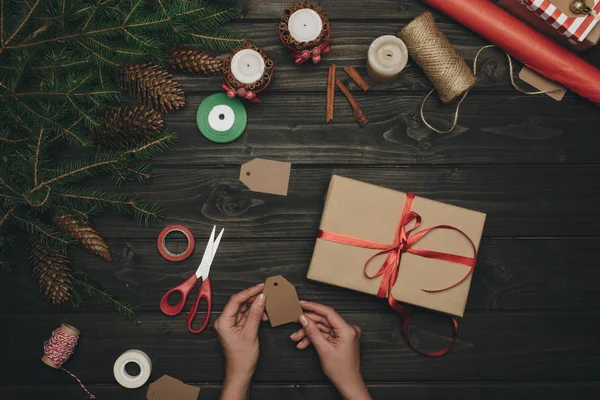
left=157, top=225, right=195, bottom=262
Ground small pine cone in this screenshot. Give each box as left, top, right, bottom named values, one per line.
left=28, top=238, right=73, bottom=306
left=52, top=215, right=112, bottom=262
left=119, top=63, right=185, bottom=113
left=169, top=47, right=224, bottom=76
left=96, top=106, right=164, bottom=148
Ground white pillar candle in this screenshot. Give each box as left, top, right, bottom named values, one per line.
left=367, top=35, right=408, bottom=83
left=230, top=49, right=265, bottom=84
left=288, top=8, right=322, bottom=42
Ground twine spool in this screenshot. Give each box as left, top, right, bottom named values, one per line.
left=398, top=12, right=476, bottom=103
left=42, top=324, right=95, bottom=399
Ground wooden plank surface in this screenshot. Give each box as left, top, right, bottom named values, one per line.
left=2, top=382, right=599, bottom=400
left=3, top=312, right=600, bottom=384
left=2, top=238, right=599, bottom=314
left=4, top=0, right=600, bottom=398
left=87, top=166, right=600, bottom=238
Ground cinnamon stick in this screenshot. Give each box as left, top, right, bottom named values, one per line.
left=326, top=64, right=336, bottom=123
left=336, top=80, right=368, bottom=127
left=343, top=65, right=370, bottom=92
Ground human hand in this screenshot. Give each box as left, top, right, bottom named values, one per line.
left=290, top=301, right=371, bottom=400
left=214, top=284, right=268, bottom=399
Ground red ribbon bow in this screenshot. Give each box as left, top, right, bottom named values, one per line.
left=290, top=42, right=331, bottom=64
left=317, top=193, right=477, bottom=357
left=222, top=84, right=261, bottom=103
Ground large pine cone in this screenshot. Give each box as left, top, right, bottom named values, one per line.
left=96, top=106, right=164, bottom=148
left=52, top=215, right=112, bottom=262
left=170, top=48, right=223, bottom=76
left=28, top=238, right=73, bottom=306
left=119, top=63, right=185, bottom=113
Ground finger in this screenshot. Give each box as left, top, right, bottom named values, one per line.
left=299, top=314, right=330, bottom=353
left=296, top=337, right=311, bottom=350
left=304, top=313, right=333, bottom=330
left=221, top=284, right=264, bottom=323
left=290, top=320, right=332, bottom=342
left=316, top=323, right=333, bottom=334
left=243, top=293, right=266, bottom=334
left=300, top=301, right=349, bottom=333
left=262, top=312, right=268, bottom=322
left=353, top=325, right=362, bottom=337
left=235, top=308, right=249, bottom=326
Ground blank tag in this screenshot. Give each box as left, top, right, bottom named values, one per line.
left=263, top=276, right=303, bottom=327
left=519, top=67, right=567, bottom=101
left=240, top=159, right=291, bottom=196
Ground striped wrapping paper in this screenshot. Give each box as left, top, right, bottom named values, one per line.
left=522, top=0, right=600, bottom=42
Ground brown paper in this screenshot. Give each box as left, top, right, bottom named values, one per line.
left=307, top=176, right=486, bottom=317
left=147, top=375, right=200, bottom=400
left=550, top=0, right=588, bottom=17
left=264, top=276, right=303, bottom=327
left=240, top=159, right=291, bottom=196
left=519, top=66, right=567, bottom=101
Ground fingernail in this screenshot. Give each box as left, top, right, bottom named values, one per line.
left=299, top=315, right=308, bottom=327
left=256, top=283, right=264, bottom=287
left=299, top=300, right=307, bottom=304
left=257, top=293, right=266, bottom=305
left=290, top=332, right=297, bottom=339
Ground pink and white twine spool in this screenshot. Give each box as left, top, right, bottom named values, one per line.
left=42, top=324, right=95, bottom=399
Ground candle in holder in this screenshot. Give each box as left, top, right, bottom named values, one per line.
left=288, top=8, right=323, bottom=42
left=367, top=35, right=408, bottom=83
left=230, top=48, right=265, bottom=84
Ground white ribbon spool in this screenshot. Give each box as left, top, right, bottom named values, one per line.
left=208, top=104, right=235, bottom=132
left=113, top=349, right=152, bottom=389
left=230, top=49, right=265, bottom=84
left=367, top=35, right=408, bottom=83
left=288, top=8, right=323, bottom=42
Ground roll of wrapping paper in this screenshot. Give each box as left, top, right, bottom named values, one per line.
left=420, top=0, right=600, bottom=104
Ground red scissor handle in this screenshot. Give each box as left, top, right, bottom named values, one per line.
left=187, top=278, right=212, bottom=334
left=160, top=274, right=198, bottom=316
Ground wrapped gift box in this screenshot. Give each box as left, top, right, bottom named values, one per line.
left=499, top=0, right=600, bottom=50
left=307, top=175, right=486, bottom=317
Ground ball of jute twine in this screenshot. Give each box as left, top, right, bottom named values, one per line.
left=398, top=12, right=476, bottom=104
left=398, top=12, right=552, bottom=134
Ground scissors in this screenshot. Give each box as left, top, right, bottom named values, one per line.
left=160, top=226, right=224, bottom=333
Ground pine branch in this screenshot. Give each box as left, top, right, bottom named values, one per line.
left=72, top=272, right=137, bottom=319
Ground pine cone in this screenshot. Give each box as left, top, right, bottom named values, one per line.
left=96, top=106, right=164, bottom=148
left=52, top=215, right=112, bottom=262
left=119, top=63, right=185, bottom=113
left=28, top=238, right=73, bottom=306
left=170, top=47, right=224, bottom=75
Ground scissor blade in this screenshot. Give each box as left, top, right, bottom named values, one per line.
left=195, top=227, right=224, bottom=280
left=195, top=226, right=216, bottom=278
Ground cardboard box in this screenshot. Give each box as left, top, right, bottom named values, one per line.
left=307, top=175, right=486, bottom=317
left=498, top=0, right=600, bottom=51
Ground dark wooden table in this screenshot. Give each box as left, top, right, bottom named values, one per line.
left=3, top=1, right=600, bottom=399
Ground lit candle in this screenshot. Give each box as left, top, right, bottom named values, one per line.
left=288, top=8, right=323, bottom=42
left=230, top=49, right=265, bottom=84
left=367, top=35, right=408, bottom=83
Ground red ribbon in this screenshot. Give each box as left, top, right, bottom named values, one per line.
left=317, top=193, right=477, bottom=357
left=222, top=84, right=261, bottom=103
left=289, top=42, right=331, bottom=64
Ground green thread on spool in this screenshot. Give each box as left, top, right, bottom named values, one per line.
left=197, top=93, right=247, bottom=143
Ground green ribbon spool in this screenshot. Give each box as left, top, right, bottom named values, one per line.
left=196, top=93, right=247, bottom=143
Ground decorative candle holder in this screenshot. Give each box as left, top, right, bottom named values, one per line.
left=279, top=2, right=331, bottom=64
left=222, top=42, right=274, bottom=103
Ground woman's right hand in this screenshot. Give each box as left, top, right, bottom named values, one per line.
left=290, top=301, right=372, bottom=400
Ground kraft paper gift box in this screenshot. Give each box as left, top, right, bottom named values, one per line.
left=307, top=175, right=486, bottom=317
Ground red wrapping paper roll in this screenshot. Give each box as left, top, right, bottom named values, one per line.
left=421, top=0, right=600, bottom=103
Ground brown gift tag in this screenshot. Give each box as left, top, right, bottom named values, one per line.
left=263, top=276, right=303, bottom=327
left=240, top=159, right=291, bottom=196
left=147, top=375, right=200, bottom=400
left=519, top=66, right=567, bottom=101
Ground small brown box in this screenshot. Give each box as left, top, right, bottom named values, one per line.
left=498, top=0, right=600, bottom=51
left=307, top=175, right=486, bottom=317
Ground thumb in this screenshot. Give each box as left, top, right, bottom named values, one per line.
left=243, top=293, right=266, bottom=334
left=299, top=314, right=329, bottom=352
